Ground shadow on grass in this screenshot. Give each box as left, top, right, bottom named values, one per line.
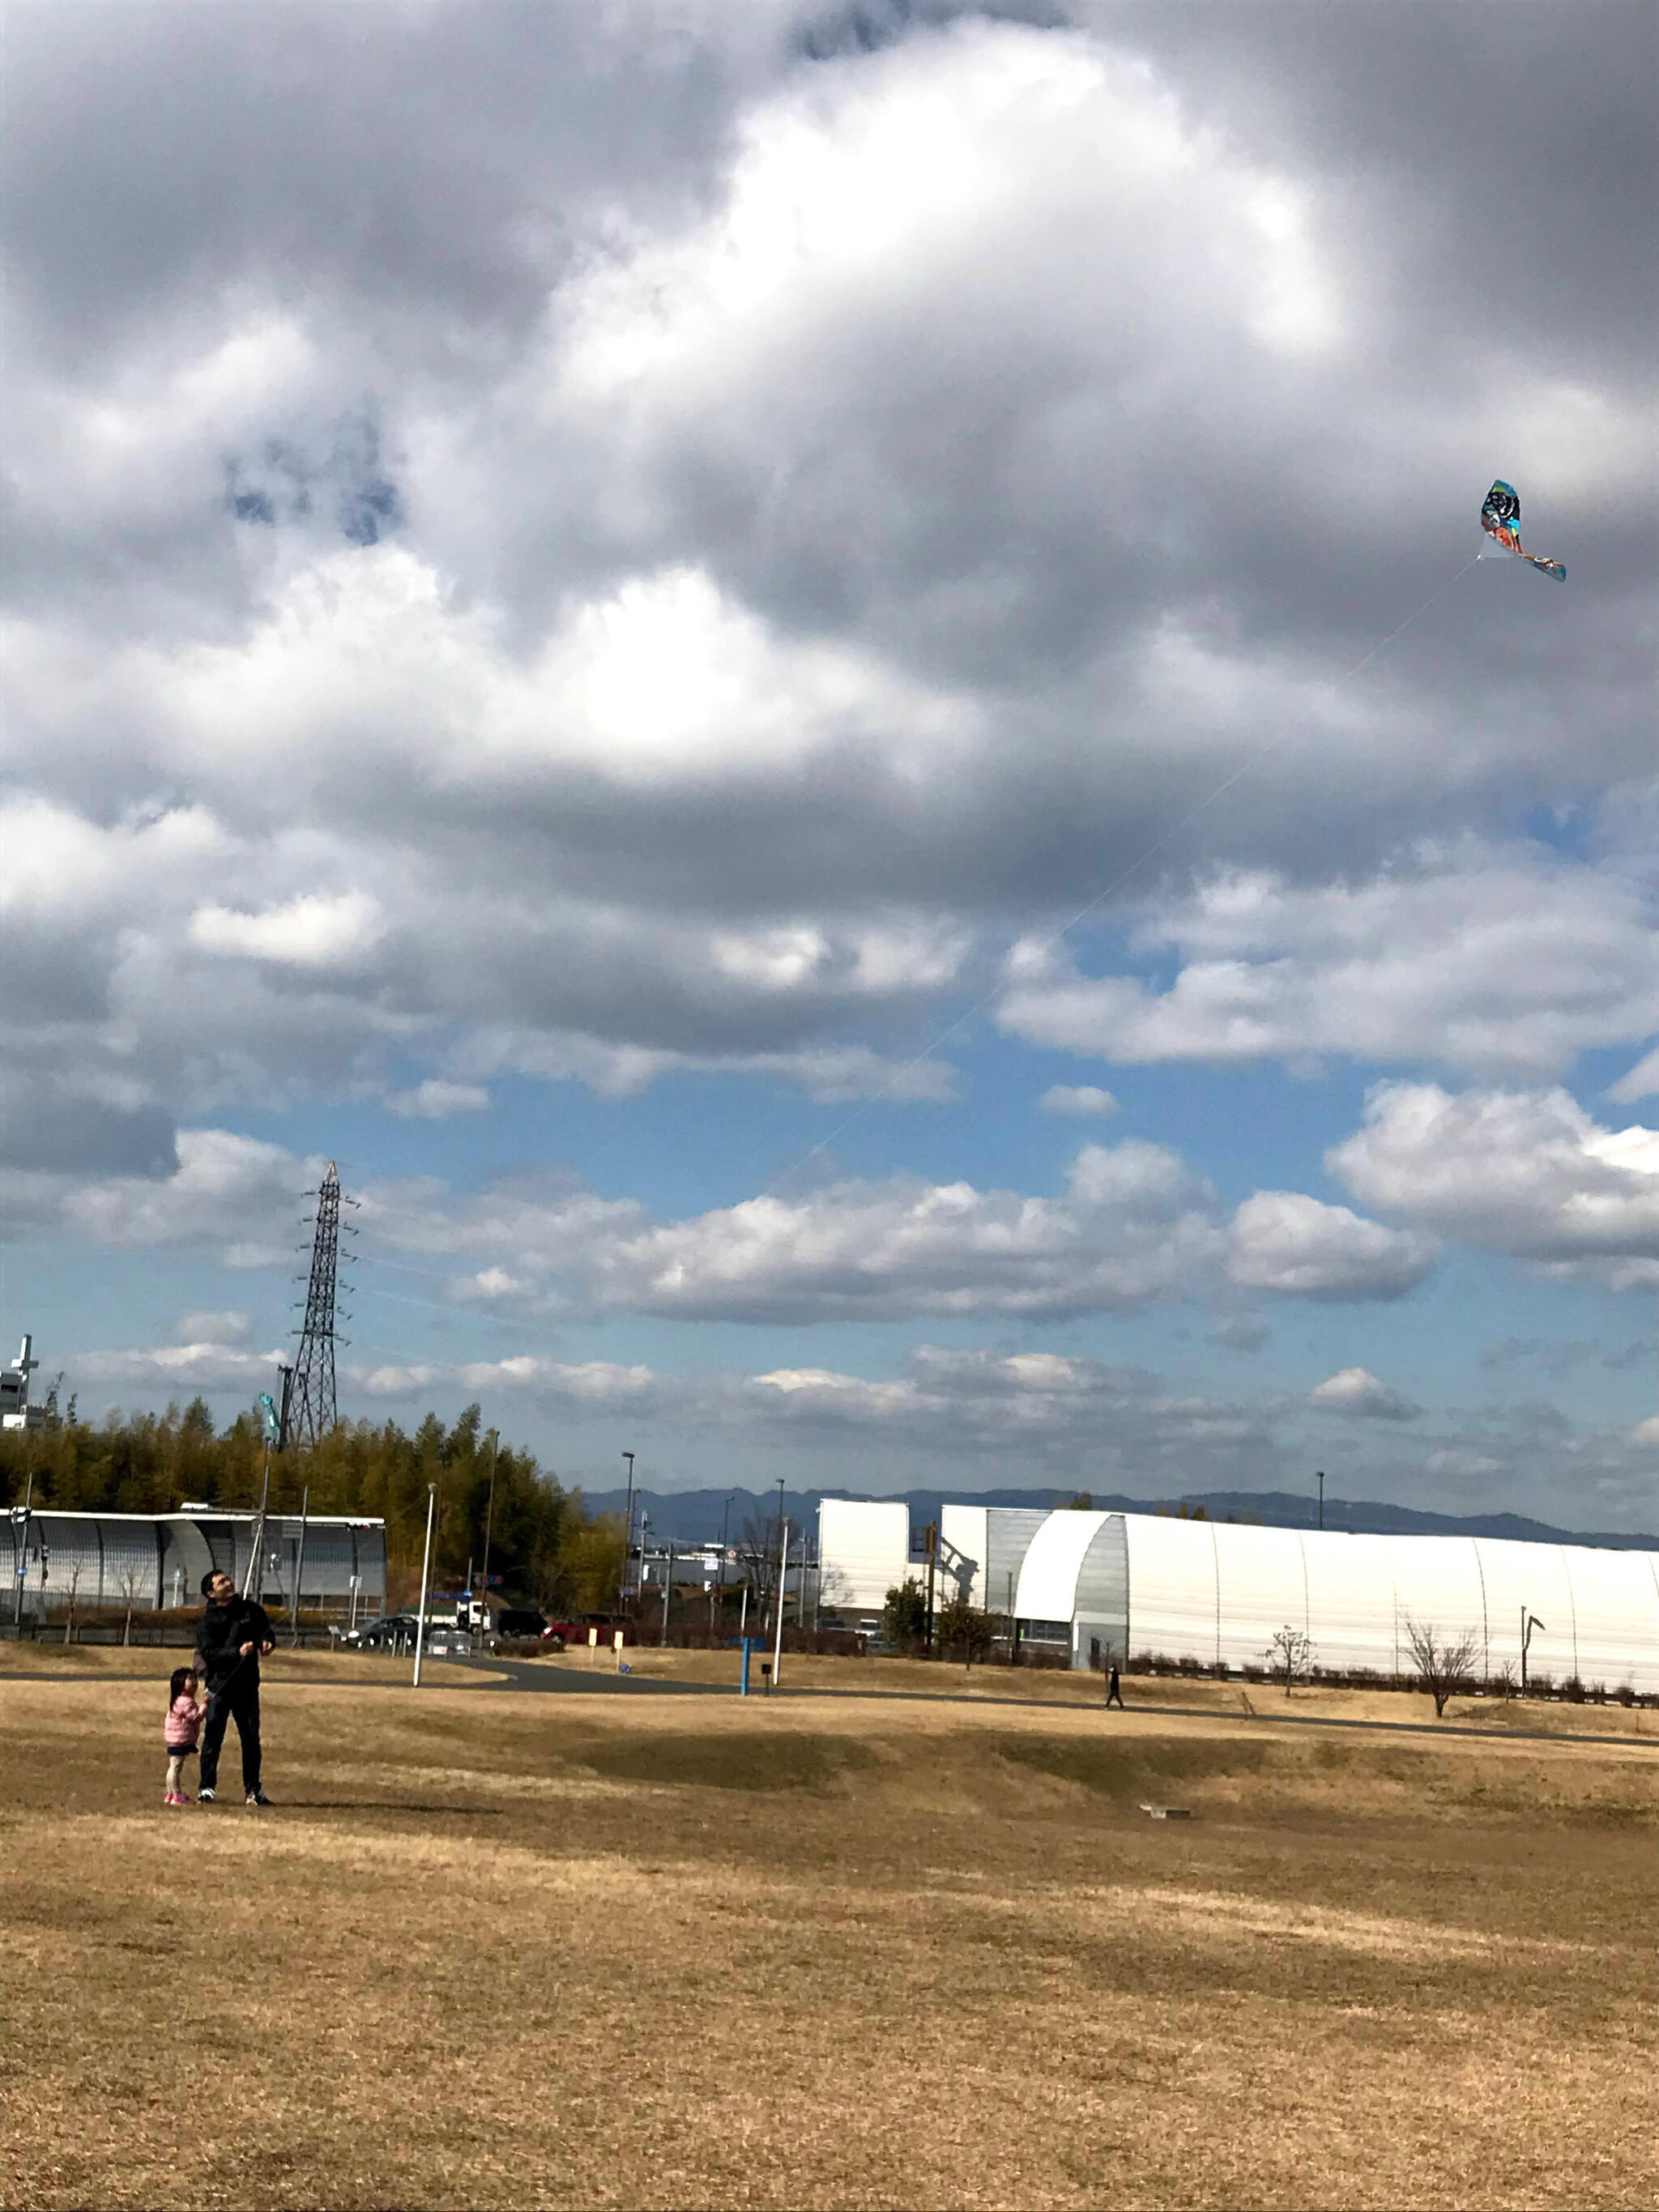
left=577, top=1731, right=878, bottom=1792
left=994, top=1734, right=1269, bottom=1801
left=258, top=1799, right=514, bottom=1817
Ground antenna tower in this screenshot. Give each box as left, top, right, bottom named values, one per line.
left=290, top=1161, right=356, bottom=1446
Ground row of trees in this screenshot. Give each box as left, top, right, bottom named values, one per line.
left=0, top=1400, right=627, bottom=1614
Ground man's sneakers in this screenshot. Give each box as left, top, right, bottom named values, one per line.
left=198, top=1787, right=215, bottom=1802
left=245, top=1789, right=272, bottom=1807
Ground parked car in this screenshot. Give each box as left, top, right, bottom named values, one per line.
left=543, top=1613, right=614, bottom=1643
left=493, top=1607, right=548, bottom=1639
left=345, top=1613, right=420, bottom=1649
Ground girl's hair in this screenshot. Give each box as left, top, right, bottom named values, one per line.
left=169, top=1666, right=198, bottom=1702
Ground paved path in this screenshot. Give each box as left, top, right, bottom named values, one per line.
left=0, top=1659, right=718, bottom=1698
left=3, top=1660, right=1652, bottom=1750
left=483, top=1659, right=719, bottom=1697
left=461, top=1663, right=1659, bottom=1749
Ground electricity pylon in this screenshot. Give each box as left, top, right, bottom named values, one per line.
left=290, top=1161, right=355, bottom=1446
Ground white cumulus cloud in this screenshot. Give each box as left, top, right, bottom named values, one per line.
left=1229, top=1191, right=1435, bottom=1300
left=1308, top=1367, right=1422, bottom=1421
left=189, top=889, right=386, bottom=969
left=1039, top=1085, right=1120, bottom=1118
left=999, top=840, right=1659, bottom=1081
left=1329, top=1083, right=1659, bottom=1287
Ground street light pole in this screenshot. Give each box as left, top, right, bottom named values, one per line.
left=1316, top=1471, right=1324, bottom=1532
left=773, top=1476, right=786, bottom=1636
left=479, top=1429, right=500, bottom=1622
left=245, top=1445, right=271, bottom=1600
left=289, top=1485, right=309, bottom=1646
left=1521, top=1609, right=1546, bottom=1695
left=412, top=1482, right=436, bottom=1690
left=11, top=1468, right=33, bottom=1633
left=772, top=1519, right=788, bottom=1689
left=713, top=1490, right=736, bottom=1639
left=619, top=1450, right=635, bottom=1612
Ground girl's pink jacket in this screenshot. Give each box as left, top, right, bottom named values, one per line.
left=165, top=1694, right=204, bottom=1749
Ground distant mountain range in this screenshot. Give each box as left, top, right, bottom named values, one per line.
left=576, top=1483, right=1657, bottom=1553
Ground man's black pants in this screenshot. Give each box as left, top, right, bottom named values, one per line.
left=201, top=1676, right=261, bottom=1793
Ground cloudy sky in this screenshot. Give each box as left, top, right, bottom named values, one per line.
left=3, top=1, right=1655, bottom=1523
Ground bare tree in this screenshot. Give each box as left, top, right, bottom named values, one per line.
left=1402, top=1617, right=1481, bottom=1718
left=117, top=1566, right=143, bottom=1647
left=1265, top=1623, right=1315, bottom=1696
left=732, top=1515, right=786, bottom=1619
left=61, top=1560, right=85, bottom=1647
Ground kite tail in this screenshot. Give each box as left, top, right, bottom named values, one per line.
left=1525, top=554, right=1567, bottom=582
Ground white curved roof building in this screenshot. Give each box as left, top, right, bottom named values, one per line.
left=822, top=1499, right=1659, bottom=1694
left=3, top=1510, right=386, bottom=1621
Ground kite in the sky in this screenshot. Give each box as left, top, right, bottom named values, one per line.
left=1480, top=480, right=1565, bottom=581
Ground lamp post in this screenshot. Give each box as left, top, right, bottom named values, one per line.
left=11, top=1469, right=33, bottom=1632
left=244, top=1446, right=271, bottom=1600
left=412, top=1482, right=437, bottom=1689
left=619, top=1450, right=635, bottom=1612
left=773, top=1476, right=786, bottom=1635
left=1521, top=1609, right=1546, bottom=1695
left=289, top=1485, right=309, bottom=1646
left=479, top=1429, right=500, bottom=1625
left=772, top=1518, right=789, bottom=1689
left=1316, top=1471, right=1324, bottom=1532
left=713, top=1490, right=736, bottom=1639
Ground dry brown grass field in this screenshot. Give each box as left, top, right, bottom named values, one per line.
left=2, top=1658, right=1655, bottom=2211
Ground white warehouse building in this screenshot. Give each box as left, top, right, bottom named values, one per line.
left=817, top=1498, right=1659, bottom=1697
left=3, top=1510, right=387, bottom=1623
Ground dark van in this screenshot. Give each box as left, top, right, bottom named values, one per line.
left=494, top=1608, right=548, bottom=1639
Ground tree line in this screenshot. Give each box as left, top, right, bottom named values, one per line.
left=0, top=1400, right=626, bottom=1613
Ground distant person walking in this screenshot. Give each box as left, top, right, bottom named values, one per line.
left=1106, top=1661, right=1125, bottom=1709
left=194, top=1571, right=275, bottom=1805
left=163, top=1666, right=204, bottom=1805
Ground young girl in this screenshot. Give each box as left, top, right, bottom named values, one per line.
left=164, top=1666, right=205, bottom=1805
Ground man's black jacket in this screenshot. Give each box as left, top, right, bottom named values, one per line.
left=195, top=1595, right=275, bottom=1690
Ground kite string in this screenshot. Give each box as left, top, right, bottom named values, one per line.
left=767, top=553, right=1482, bottom=1196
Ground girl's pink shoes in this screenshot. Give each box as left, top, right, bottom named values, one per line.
left=164, top=1791, right=195, bottom=1806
